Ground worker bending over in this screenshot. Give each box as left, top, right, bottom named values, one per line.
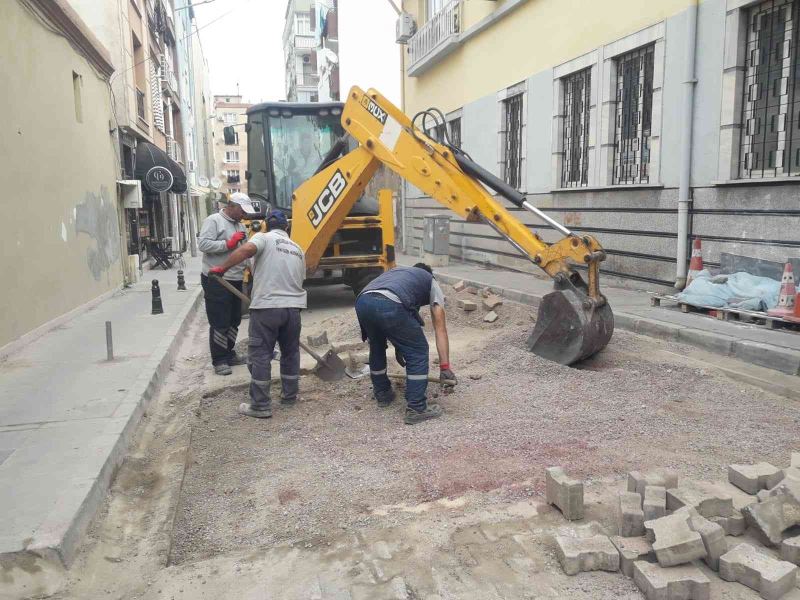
left=355, top=264, right=456, bottom=425
left=209, top=210, right=306, bottom=419
left=198, top=192, right=255, bottom=375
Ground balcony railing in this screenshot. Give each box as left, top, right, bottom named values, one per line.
left=160, top=55, right=178, bottom=97
left=136, top=87, right=147, bottom=121
left=166, top=135, right=183, bottom=163
left=407, top=0, right=462, bottom=77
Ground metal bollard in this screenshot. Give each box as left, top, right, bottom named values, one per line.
left=105, top=321, right=114, bottom=361
left=151, top=280, right=164, bottom=314
left=177, top=269, right=186, bottom=291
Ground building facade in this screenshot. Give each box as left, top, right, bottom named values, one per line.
left=399, top=0, right=800, bottom=289
left=212, top=95, right=252, bottom=197
left=283, top=0, right=340, bottom=102
left=0, top=0, right=121, bottom=348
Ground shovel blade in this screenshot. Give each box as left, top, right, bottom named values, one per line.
left=312, top=348, right=347, bottom=381
left=527, top=284, right=614, bottom=366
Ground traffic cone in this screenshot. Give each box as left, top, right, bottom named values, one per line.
left=686, top=238, right=704, bottom=287
left=787, top=291, right=800, bottom=323
left=767, top=263, right=796, bottom=317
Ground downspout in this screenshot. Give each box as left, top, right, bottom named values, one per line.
left=675, top=0, right=699, bottom=289
left=399, top=2, right=408, bottom=252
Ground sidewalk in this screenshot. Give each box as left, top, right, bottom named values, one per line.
left=398, top=254, right=800, bottom=377
left=0, top=256, right=203, bottom=568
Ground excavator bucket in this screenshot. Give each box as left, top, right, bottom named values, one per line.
left=526, top=276, right=614, bottom=365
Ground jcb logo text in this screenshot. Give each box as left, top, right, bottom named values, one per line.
left=308, top=169, right=347, bottom=228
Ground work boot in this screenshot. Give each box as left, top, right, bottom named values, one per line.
left=404, top=403, right=442, bottom=425
left=238, top=403, right=272, bottom=419
left=214, top=363, right=232, bottom=376
left=280, top=394, right=298, bottom=406
left=228, top=354, right=247, bottom=366
left=374, top=388, right=396, bottom=407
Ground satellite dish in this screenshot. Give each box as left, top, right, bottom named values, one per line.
left=199, top=176, right=210, bottom=187
left=318, top=48, right=339, bottom=65
left=210, top=177, right=222, bottom=190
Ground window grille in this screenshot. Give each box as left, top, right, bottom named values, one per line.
left=150, top=61, right=165, bottom=133
left=740, top=0, right=800, bottom=178
left=503, top=93, right=524, bottom=189
left=449, top=117, right=461, bottom=148
left=561, top=68, right=591, bottom=187
left=613, top=44, right=654, bottom=184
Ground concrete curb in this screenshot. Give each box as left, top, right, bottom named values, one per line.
left=434, top=273, right=800, bottom=377
left=23, top=285, right=204, bottom=568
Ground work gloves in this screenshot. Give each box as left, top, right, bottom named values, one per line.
left=439, top=364, right=457, bottom=387
left=209, top=266, right=226, bottom=276
left=226, top=231, right=246, bottom=249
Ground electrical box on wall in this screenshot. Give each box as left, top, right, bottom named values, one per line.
left=118, top=180, right=142, bottom=209
left=396, top=13, right=416, bottom=44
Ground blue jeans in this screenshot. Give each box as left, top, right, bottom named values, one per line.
left=355, top=293, right=430, bottom=411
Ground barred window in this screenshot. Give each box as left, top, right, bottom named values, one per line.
left=503, top=93, right=524, bottom=189
left=449, top=117, right=461, bottom=148
left=613, top=44, right=654, bottom=184
left=740, top=0, right=800, bottom=178
left=561, top=68, right=591, bottom=187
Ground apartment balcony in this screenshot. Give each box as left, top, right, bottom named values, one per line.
left=299, top=73, right=320, bottom=87
left=166, top=135, right=183, bottom=164
left=293, top=34, right=316, bottom=50
left=160, top=56, right=179, bottom=99
left=407, top=0, right=462, bottom=77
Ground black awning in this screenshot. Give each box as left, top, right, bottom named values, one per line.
left=135, top=141, right=187, bottom=194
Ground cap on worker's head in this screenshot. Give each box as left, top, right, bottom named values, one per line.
left=229, top=192, right=257, bottom=215
left=266, top=209, right=289, bottom=230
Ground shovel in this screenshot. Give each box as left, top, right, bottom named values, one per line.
left=210, top=274, right=347, bottom=381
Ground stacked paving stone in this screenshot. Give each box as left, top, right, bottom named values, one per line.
left=547, top=457, right=800, bottom=600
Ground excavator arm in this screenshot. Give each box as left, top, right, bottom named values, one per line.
left=289, top=87, right=614, bottom=365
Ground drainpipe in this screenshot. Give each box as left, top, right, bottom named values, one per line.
left=675, top=0, right=699, bottom=289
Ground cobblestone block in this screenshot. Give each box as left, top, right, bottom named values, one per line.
left=677, top=507, right=727, bottom=571
left=465, top=286, right=478, bottom=295
left=708, top=508, right=746, bottom=536
left=453, top=280, right=466, bottom=292
left=719, top=543, right=798, bottom=600
left=645, top=512, right=707, bottom=567
left=644, top=486, right=667, bottom=521
left=554, top=534, right=619, bottom=575
left=628, top=470, right=679, bottom=500
left=666, top=484, right=734, bottom=518
left=483, top=310, right=498, bottom=323
left=610, top=536, right=654, bottom=577
left=480, top=287, right=492, bottom=298
left=742, top=480, right=800, bottom=547
left=545, top=467, right=583, bottom=521
left=307, top=331, right=329, bottom=347
left=729, top=463, right=785, bottom=495
left=632, top=561, right=710, bottom=600
left=619, top=491, right=645, bottom=537
left=781, top=535, right=800, bottom=566
left=457, top=299, right=477, bottom=312
left=482, top=295, right=503, bottom=310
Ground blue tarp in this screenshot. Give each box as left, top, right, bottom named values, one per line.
left=675, top=270, right=796, bottom=312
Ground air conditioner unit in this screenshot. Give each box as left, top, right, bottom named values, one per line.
left=396, top=13, right=416, bottom=44
left=303, top=55, right=310, bottom=64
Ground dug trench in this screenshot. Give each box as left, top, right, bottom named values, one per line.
left=48, top=282, right=800, bottom=599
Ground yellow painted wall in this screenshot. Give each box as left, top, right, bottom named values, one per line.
left=0, top=1, right=123, bottom=347
left=403, top=0, right=696, bottom=115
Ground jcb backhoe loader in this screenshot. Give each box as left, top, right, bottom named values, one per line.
left=287, top=87, right=614, bottom=365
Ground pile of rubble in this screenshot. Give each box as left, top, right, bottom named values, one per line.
left=547, top=453, right=800, bottom=599
left=453, top=280, right=503, bottom=323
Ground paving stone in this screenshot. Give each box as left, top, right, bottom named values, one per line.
left=482, top=295, right=503, bottom=310
left=645, top=512, right=707, bottom=567
left=632, top=561, right=710, bottom=600
left=480, top=287, right=492, bottom=298
left=719, top=543, right=798, bottom=600
left=729, top=463, right=785, bottom=495
left=545, top=467, right=583, bottom=521
left=456, top=299, right=477, bottom=312
left=628, top=470, right=679, bottom=500
left=554, top=534, right=619, bottom=575
left=483, top=310, right=498, bottom=323
left=781, top=535, right=800, bottom=566
left=666, top=484, right=734, bottom=518
left=644, top=486, right=667, bottom=521
left=619, top=491, right=645, bottom=537
left=610, top=536, right=655, bottom=577
left=465, top=286, right=478, bottom=295
left=742, top=480, right=800, bottom=547
left=708, top=508, right=746, bottom=536
left=452, top=280, right=466, bottom=292
left=307, top=331, right=329, bottom=347
left=677, top=507, right=727, bottom=571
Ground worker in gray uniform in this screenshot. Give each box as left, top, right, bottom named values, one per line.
left=198, top=192, right=256, bottom=375
left=210, top=210, right=306, bottom=419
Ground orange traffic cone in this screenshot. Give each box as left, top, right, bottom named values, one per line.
left=767, top=263, right=796, bottom=317
left=686, top=238, right=703, bottom=286
left=788, top=292, right=800, bottom=323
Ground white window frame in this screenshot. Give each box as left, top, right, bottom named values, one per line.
left=598, top=22, right=665, bottom=186
left=223, top=112, right=237, bottom=125
left=497, top=81, right=528, bottom=192
left=224, top=151, right=240, bottom=163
